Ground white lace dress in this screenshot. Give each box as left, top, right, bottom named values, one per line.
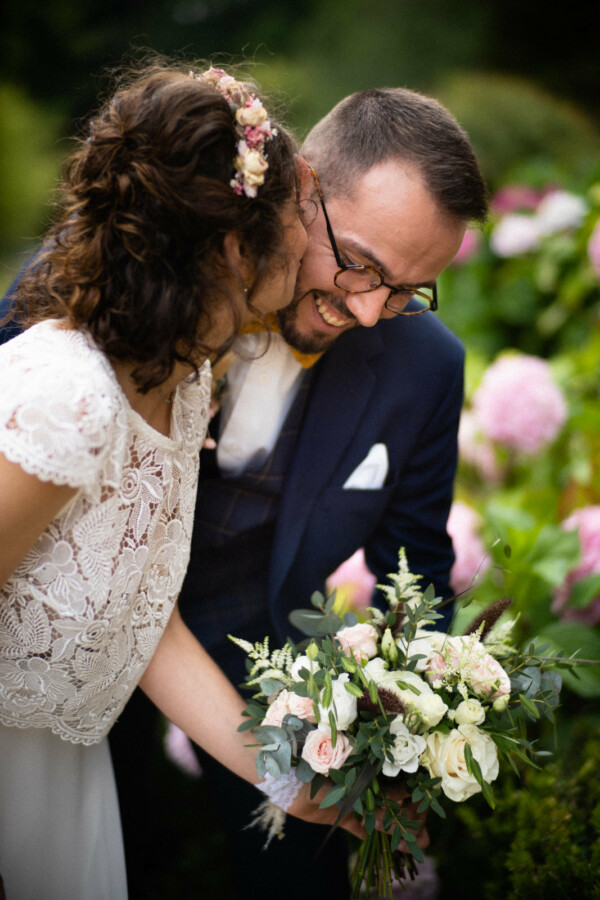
left=0, top=321, right=211, bottom=899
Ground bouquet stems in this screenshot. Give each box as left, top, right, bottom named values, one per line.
left=351, top=832, right=419, bottom=898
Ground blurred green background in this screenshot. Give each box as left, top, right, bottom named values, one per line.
left=1, top=0, right=599, bottom=291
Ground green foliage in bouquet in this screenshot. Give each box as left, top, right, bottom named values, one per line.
left=430, top=721, right=600, bottom=899
left=231, top=550, right=578, bottom=899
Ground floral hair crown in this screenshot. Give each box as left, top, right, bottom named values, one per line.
left=190, top=67, right=278, bottom=199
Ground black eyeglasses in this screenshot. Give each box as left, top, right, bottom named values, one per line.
left=307, top=164, right=438, bottom=316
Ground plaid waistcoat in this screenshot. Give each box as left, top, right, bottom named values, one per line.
left=178, top=370, right=313, bottom=662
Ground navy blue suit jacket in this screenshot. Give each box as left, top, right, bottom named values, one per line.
left=268, top=311, right=462, bottom=639
left=0, top=262, right=462, bottom=640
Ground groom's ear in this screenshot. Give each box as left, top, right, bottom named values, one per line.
left=296, top=155, right=314, bottom=202
left=222, top=230, right=254, bottom=283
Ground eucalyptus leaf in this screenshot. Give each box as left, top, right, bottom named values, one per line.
left=311, top=591, right=326, bottom=609
left=315, top=613, right=344, bottom=634
left=319, top=783, right=346, bottom=809
left=289, top=609, right=326, bottom=636
left=259, top=678, right=284, bottom=696
left=295, top=758, right=316, bottom=783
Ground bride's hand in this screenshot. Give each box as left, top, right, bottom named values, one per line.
left=287, top=782, right=430, bottom=851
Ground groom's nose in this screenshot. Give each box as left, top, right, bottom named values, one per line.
left=345, top=286, right=390, bottom=327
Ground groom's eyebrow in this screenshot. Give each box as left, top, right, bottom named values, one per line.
left=342, top=237, right=435, bottom=290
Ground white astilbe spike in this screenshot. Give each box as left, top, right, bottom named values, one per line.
left=376, top=547, right=425, bottom=611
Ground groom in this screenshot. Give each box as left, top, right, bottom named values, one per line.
left=0, top=86, right=488, bottom=899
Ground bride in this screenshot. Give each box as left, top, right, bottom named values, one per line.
left=0, top=61, right=365, bottom=899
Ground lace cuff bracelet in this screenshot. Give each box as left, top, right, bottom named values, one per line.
left=255, top=770, right=302, bottom=811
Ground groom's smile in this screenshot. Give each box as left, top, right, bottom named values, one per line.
left=277, top=158, right=466, bottom=355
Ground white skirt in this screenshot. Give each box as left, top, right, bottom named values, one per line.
left=0, top=723, right=127, bottom=900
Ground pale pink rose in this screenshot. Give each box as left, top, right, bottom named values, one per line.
left=424, top=635, right=510, bottom=701
left=327, top=548, right=376, bottom=610
left=473, top=354, right=567, bottom=455
left=588, top=220, right=600, bottom=279
left=335, top=622, right=378, bottom=662
left=468, top=653, right=511, bottom=699
left=263, top=689, right=316, bottom=727
left=447, top=500, right=491, bottom=595
left=490, top=214, right=541, bottom=257
left=552, top=506, right=600, bottom=625
left=287, top=693, right=317, bottom=722
left=452, top=228, right=481, bottom=265
left=301, top=727, right=354, bottom=775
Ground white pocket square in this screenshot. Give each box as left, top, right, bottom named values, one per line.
left=343, top=443, right=389, bottom=490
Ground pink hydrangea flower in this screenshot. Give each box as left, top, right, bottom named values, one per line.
left=491, top=184, right=544, bottom=215
left=452, top=228, right=481, bottom=265
left=164, top=722, right=202, bottom=777
left=552, top=506, right=600, bottom=625
left=535, top=190, right=587, bottom=235
left=490, top=214, right=541, bottom=257
left=458, top=410, right=501, bottom=482
left=447, top=500, right=491, bottom=595
left=326, top=548, right=376, bottom=610
left=588, top=219, right=600, bottom=279
left=473, top=354, right=567, bottom=454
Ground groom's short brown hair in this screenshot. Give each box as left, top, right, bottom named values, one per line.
left=302, top=87, right=488, bottom=224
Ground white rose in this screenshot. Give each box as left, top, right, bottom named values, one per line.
left=301, top=727, right=354, bottom=775
left=236, top=99, right=268, bottom=127
left=410, top=690, right=449, bottom=731
left=366, top=664, right=448, bottom=731
left=382, top=717, right=427, bottom=777
left=454, top=698, right=486, bottom=726
left=318, top=673, right=357, bottom=731
left=363, top=657, right=389, bottom=683
left=493, top=694, right=510, bottom=712
left=421, top=724, right=499, bottom=802
left=336, top=622, right=379, bottom=662
left=290, top=655, right=319, bottom=682
left=397, top=630, right=448, bottom=672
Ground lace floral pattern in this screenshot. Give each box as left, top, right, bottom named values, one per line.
left=0, top=322, right=211, bottom=744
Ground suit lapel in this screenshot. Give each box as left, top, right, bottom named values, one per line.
left=269, top=326, right=383, bottom=602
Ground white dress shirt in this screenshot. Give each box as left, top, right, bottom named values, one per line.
left=216, top=332, right=305, bottom=476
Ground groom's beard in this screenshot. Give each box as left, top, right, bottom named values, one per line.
left=277, top=290, right=355, bottom=355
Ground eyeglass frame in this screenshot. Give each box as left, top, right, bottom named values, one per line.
left=306, top=163, right=438, bottom=316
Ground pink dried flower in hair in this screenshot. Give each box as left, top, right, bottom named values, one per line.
left=552, top=506, right=600, bottom=625
left=473, top=354, right=567, bottom=455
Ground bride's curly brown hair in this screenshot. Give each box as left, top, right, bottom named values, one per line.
left=14, top=59, right=299, bottom=392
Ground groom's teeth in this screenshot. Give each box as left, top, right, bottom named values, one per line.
left=315, top=297, right=346, bottom=327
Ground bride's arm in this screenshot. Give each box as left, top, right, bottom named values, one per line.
left=139, top=604, right=372, bottom=838
left=139, top=602, right=260, bottom=784
left=0, top=453, right=77, bottom=590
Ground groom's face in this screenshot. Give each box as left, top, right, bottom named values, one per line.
left=277, top=158, right=465, bottom=355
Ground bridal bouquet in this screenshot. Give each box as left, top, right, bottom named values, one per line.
left=231, top=549, right=570, bottom=899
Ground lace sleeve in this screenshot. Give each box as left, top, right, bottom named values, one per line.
left=0, top=325, right=123, bottom=491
